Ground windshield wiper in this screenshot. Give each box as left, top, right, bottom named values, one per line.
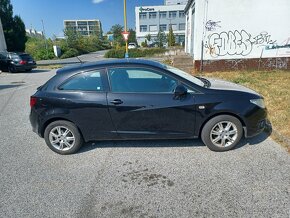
left=195, top=76, right=211, bottom=88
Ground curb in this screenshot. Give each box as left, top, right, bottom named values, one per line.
left=271, top=128, right=290, bottom=150
left=266, top=121, right=290, bottom=151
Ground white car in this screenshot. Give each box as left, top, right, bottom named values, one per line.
left=128, top=43, right=137, bottom=49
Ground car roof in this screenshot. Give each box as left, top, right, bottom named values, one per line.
left=56, top=58, right=166, bottom=74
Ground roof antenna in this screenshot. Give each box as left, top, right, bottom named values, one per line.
left=76, top=56, right=83, bottom=64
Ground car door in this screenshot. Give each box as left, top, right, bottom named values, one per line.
left=53, top=68, right=117, bottom=141
left=106, top=66, right=197, bottom=139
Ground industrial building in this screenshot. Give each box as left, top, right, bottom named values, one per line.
left=184, top=0, right=290, bottom=71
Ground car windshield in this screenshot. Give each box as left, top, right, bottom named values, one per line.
left=165, top=65, right=205, bottom=87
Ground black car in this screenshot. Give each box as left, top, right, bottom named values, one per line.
left=30, top=59, right=267, bottom=154
left=0, top=52, right=37, bottom=73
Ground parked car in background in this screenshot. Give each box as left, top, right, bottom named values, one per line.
left=30, top=59, right=267, bottom=155
left=128, top=42, right=137, bottom=49
left=0, top=52, right=37, bottom=73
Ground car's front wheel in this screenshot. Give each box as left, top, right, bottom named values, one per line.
left=201, top=115, right=243, bottom=152
left=44, top=120, right=83, bottom=155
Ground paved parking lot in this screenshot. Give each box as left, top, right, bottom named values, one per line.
left=0, top=69, right=289, bottom=217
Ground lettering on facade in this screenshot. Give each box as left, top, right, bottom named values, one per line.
left=139, top=7, right=155, bottom=12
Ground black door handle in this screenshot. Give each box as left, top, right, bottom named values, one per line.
left=110, top=99, right=123, bottom=105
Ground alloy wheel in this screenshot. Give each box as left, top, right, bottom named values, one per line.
left=49, top=126, right=75, bottom=151
left=210, top=121, right=238, bottom=147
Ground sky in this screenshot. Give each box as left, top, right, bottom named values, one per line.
left=10, top=0, right=164, bottom=38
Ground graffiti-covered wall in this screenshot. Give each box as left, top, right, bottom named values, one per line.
left=186, top=0, right=290, bottom=64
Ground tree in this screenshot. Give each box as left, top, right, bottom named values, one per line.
left=145, top=34, right=151, bottom=42
left=155, top=30, right=167, bottom=48
left=167, top=25, right=175, bottom=47
left=128, top=28, right=137, bottom=44
left=110, top=24, right=124, bottom=47
left=0, top=0, right=27, bottom=51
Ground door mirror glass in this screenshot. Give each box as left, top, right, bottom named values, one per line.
left=174, top=85, right=187, bottom=97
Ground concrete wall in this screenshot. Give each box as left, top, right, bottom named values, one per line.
left=0, top=18, right=7, bottom=51
left=185, top=0, right=290, bottom=70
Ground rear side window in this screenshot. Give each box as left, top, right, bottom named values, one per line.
left=59, top=70, right=104, bottom=91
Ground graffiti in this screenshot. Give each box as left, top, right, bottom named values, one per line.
left=262, top=58, right=288, bottom=69
left=205, top=30, right=253, bottom=57
left=252, top=32, right=277, bottom=46
left=204, top=30, right=280, bottom=57
left=205, top=20, right=221, bottom=31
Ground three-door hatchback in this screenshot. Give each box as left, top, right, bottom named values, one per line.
left=30, top=59, right=267, bottom=154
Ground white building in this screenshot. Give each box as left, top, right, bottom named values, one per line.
left=64, top=19, right=102, bottom=37
left=185, top=0, right=290, bottom=71
left=26, top=29, right=44, bottom=38
left=0, top=18, right=7, bottom=52
left=135, top=4, right=187, bottom=45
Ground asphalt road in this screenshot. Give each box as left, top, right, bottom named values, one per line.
left=0, top=69, right=289, bottom=218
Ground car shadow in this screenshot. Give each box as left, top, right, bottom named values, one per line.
left=0, top=84, right=23, bottom=90
left=78, top=129, right=271, bottom=154
left=21, top=69, right=51, bottom=74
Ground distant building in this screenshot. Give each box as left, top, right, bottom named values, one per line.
left=164, top=0, right=188, bottom=5
left=26, top=29, right=44, bottom=38
left=0, top=18, right=7, bottom=51
left=184, top=0, right=290, bottom=71
left=135, top=2, right=187, bottom=45
left=64, top=19, right=102, bottom=37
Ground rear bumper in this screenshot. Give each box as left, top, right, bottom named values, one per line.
left=29, top=109, right=42, bottom=137
left=15, top=64, right=37, bottom=71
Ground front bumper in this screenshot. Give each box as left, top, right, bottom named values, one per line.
left=243, top=106, right=267, bottom=138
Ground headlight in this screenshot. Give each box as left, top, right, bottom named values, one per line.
left=250, top=99, right=265, bottom=108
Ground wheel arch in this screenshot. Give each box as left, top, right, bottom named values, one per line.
left=40, top=117, right=84, bottom=140
left=198, top=112, right=246, bottom=138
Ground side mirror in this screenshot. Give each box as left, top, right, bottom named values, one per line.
left=174, top=85, right=188, bottom=98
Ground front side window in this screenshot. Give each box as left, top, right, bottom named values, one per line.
left=59, top=70, right=104, bottom=91
left=108, top=67, right=178, bottom=93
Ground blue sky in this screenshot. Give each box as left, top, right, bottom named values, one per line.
left=11, top=0, right=163, bottom=38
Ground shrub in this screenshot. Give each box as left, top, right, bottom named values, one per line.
left=60, top=48, right=80, bottom=59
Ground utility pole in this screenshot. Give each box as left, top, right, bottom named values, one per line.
left=41, top=19, right=48, bottom=58
left=123, top=0, right=129, bottom=58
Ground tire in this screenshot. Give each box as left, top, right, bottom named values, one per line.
left=201, top=115, right=243, bottom=152
left=44, top=120, right=83, bottom=155
left=25, top=69, right=32, bottom=72
left=8, top=66, right=17, bottom=73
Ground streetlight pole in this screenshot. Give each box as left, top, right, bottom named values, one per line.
left=123, top=0, right=129, bottom=58
left=41, top=19, right=48, bottom=58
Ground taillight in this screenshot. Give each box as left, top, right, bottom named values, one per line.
left=30, top=97, right=37, bottom=107
left=20, top=60, right=27, bottom=65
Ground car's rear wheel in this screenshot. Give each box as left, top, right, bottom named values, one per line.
left=201, top=115, right=243, bottom=152
left=8, top=66, right=17, bottom=73
left=44, top=120, right=83, bottom=155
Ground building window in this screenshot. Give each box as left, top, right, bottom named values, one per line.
left=159, top=11, right=167, bottom=19
left=179, top=11, right=185, bottom=18
left=140, top=25, right=147, bottom=32
left=169, top=24, right=177, bottom=31
left=169, top=11, right=177, bottom=18
left=149, top=12, right=157, bottom=19
left=149, top=25, right=157, bottom=32
left=139, top=13, right=147, bottom=19
left=179, top=23, right=185, bottom=30
left=159, top=24, right=167, bottom=31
